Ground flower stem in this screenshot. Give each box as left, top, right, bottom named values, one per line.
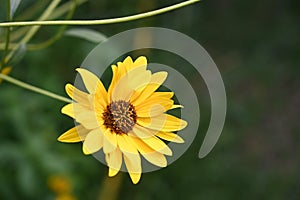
left=0, top=74, right=72, bottom=103
left=24, top=0, right=78, bottom=51
left=98, top=173, right=123, bottom=200
left=0, top=0, right=201, bottom=27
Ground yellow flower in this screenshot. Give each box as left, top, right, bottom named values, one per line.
left=0, top=66, right=12, bottom=84
left=47, top=175, right=71, bottom=194
left=58, top=56, right=187, bottom=184
left=48, top=175, right=76, bottom=200
left=55, top=194, right=76, bottom=200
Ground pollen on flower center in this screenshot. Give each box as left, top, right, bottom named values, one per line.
left=102, top=100, right=137, bottom=135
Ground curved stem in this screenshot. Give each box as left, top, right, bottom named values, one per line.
left=3, top=0, right=87, bottom=46
left=48, top=0, right=87, bottom=20
left=0, top=0, right=200, bottom=27
left=15, top=0, right=51, bottom=21
left=25, top=0, right=78, bottom=51
left=5, top=0, right=62, bottom=63
left=0, top=74, right=72, bottom=103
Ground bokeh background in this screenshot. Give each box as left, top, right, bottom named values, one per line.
left=1, top=0, right=299, bottom=199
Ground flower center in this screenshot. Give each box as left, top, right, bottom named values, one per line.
left=102, top=100, right=137, bottom=135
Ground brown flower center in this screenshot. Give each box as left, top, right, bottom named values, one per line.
left=102, top=100, right=137, bottom=135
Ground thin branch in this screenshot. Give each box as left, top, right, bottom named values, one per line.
left=5, top=0, right=62, bottom=63
left=23, top=0, right=78, bottom=51
left=0, top=74, right=72, bottom=103
left=0, top=0, right=201, bottom=27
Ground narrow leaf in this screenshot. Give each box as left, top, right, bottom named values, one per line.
left=65, top=28, right=107, bottom=43
left=10, top=0, right=22, bottom=19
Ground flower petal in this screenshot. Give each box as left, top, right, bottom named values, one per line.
left=103, top=129, right=117, bottom=153
left=112, top=66, right=151, bottom=101
left=152, top=92, right=174, bottom=99
left=91, top=93, right=107, bottom=117
left=132, top=91, right=175, bottom=108
left=92, top=83, right=108, bottom=110
left=65, top=84, right=90, bottom=105
left=131, top=124, right=156, bottom=139
left=171, top=105, right=183, bottom=109
left=61, top=103, right=75, bottom=118
left=76, top=111, right=100, bottom=129
left=107, top=61, right=132, bottom=101
left=61, top=103, right=92, bottom=120
left=107, top=56, right=147, bottom=101
left=135, top=98, right=173, bottom=117
left=58, top=125, right=89, bottom=143
left=122, top=56, right=134, bottom=70
left=107, top=65, right=118, bottom=101
left=117, top=134, right=137, bottom=154
left=131, top=71, right=168, bottom=105
left=156, top=132, right=184, bottom=143
left=131, top=56, right=147, bottom=69
left=117, top=61, right=127, bottom=72
left=82, top=128, right=103, bottom=154
left=128, top=136, right=167, bottom=167
left=76, top=68, right=106, bottom=95
left=142, top=152, right=167, bottom=167
left=137, top=114, right=187, bottom=132
left=130, top=126, right=172, bottom=156
left=106, top=147, right=122, bottom=177
left=140, top=135, right=172, bottom=156
left=123, top=149, right=141, bottom=184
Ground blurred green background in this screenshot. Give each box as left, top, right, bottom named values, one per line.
left=1, top=0, right=300, bottom=199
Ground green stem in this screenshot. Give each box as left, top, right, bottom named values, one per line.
left=0, top=74, right=72, bottom=103
left=5, top=0, right=62, bottom=63
left=98, top=173, right=123, bottom=200
left=3, top=0, right=87, bottom=46
left=0, top=0, right=201, bottom=27
left=15, top=0, right=51, bottom=21
left=25, top=0, right=77, bottom=51
left=48, top=0, right=87, bottom=20
left=1, top=0, right=11, bottom=69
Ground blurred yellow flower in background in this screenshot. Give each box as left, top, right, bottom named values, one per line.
left=58, top=56, right=187, bottom=184
left=48, top=175, right=76, bottom=200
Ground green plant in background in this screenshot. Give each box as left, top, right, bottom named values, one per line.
left=0, top=0, right=200, bottom=199
left=2, top=0, right=300, bottom=200
left=0, top=0, right=200, bottom=101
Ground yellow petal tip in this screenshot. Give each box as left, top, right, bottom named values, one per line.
left=175, top=136, right=184, bottom=143
left=129, top=173, right=141, bottom=184
left=181, top=120, right=188, bottom=129
left=57, top=136, right=63, bottom=142
left=82, top=146, right=91, bottom=155
left=57, top=135, right=72, bottom=143
left=108, top=168, right=119, bottom=177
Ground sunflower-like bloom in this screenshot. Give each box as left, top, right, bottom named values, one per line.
left=58, top=56, right=187, bottom=184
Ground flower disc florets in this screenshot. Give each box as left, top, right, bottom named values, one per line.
left=103, top=100, right=137, bottom=135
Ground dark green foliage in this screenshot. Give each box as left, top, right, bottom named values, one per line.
left=0, top=1, right=299, bottom=199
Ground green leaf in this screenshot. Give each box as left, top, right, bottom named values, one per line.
left=65, top=28, right=107, bottom=43
left=10, top=0, right=22, bottom=19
